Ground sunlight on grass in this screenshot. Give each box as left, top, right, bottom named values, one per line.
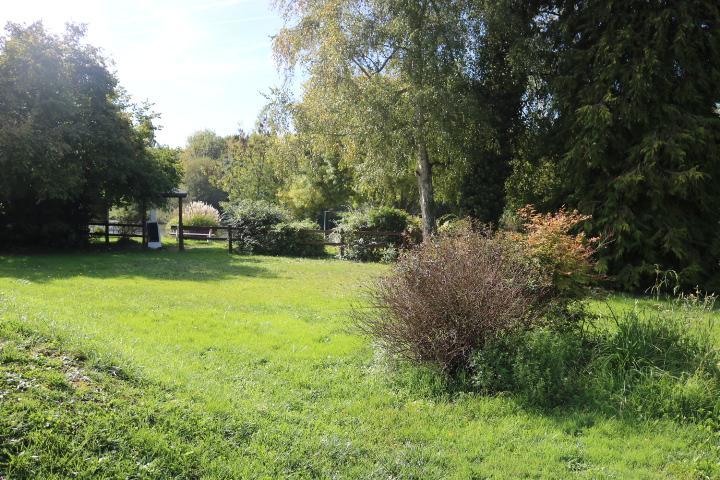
left=1, top=245, right=719, bottom=478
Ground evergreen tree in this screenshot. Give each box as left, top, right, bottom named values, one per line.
left=545, top=1, right=720, bottom=289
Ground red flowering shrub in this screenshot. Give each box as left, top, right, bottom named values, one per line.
left=511, top=205, right=600, bottom=299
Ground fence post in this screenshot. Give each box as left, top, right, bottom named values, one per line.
left=141, top=201, right=147, bottom=248
left=227, top=227, right=233, bottom=254
left=104, top=206, right=110, bottom=247
left=339, top=228, right=345, bottom=258
left=178, top=197, right=184, bottom=251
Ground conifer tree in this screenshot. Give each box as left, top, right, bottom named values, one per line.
left=547, top=0, right=720, bottom=289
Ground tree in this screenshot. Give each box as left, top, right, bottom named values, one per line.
left=216, top=116, right=354, bottom=219
left=456, top=0, right=547, bottom=223
left=274, top=0, right=476, bottom=238
left=0, top=22, right=180, bottom=247
left=180, top=129, right=228, bottom=208
left=219, top=129, right=281, bottom=205
left=544, top=1, right=720, bottom=289
left=184, top=129, right=227, bottom=159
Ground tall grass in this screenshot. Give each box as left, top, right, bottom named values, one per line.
left=471, top=291, right=720, bottom=423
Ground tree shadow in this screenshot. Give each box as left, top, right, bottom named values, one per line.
left=0, top=246, right=276, bottom=283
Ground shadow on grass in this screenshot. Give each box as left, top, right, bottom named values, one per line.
left=0, top=244, right=276, bottom=283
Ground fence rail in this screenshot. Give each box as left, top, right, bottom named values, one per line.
left=87, top=222, right=404, bottom=254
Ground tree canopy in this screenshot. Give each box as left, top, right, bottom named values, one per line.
left=0, top=22, right=180, bottom=246
left=266, top=0, right=720, bottom=290
left=505, top=0, right=720, bottom=289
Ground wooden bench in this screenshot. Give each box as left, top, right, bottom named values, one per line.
left=169, top=226, right=215, bottom=241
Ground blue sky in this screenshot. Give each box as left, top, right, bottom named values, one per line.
left=1, top=0, right=286, bottom=147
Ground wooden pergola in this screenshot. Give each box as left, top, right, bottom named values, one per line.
left=162, top=189, right=188, bottom=251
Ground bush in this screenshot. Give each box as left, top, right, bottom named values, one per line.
left=335, top=206, right=414, bottom=261
left=222, top=200, right=288, bottom=253
left=222, top=200, right=324, bottom=257
left=436, top=215, right=474, bottom=236
left=366, top=206, right=411, bottom=233
left=470, top=302, right=720, bottom=420
left=356, top=229, right=550, bottom=372
left=504, top=205, right=600, bottom=299
left=271, top=220, right=325, bottom=257
left=109, top=204, right=143, bottom=237
left=471, top=328, right=591, bottom=407
left=179, top=201, right=221, bottom=227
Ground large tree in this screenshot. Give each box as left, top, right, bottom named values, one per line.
left=274, top=0, right=477, bottom=237
left=0, top=22, right=180, bottom=247
left=180, top=129, right=229, bottom=208
left=544, top=1, right=720, bottom=289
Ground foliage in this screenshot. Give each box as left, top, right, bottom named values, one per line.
left=271, top=220, right=326, bottom=257
left=216, top=127, right=355, bottom=219
left=178, top=201, right=221, bottom=227
left=180, top=130, right=228, bottom=208
left=269, top=0, right=720, bottom=291
left=0, top=23, right=180, bottom=248
left=221, top=199, right=289, bottom=253
left=184, top=129, right=227, bottom=159
left=274, top=0, right=490, bottom=237
left=521, top=0, right=720, bottom=291
left=220, top=199, right=326, bottom=256
left=109, top=204, right=143, bottom=237
left=471, top=327, right=590, bottom=407
left=510, top=205, right=600, bottom=299
left=217, top=130, right=280, bottom=205
left=356, top=229, right=550, bottom=371
left=455, top=1, right=544, bottom=224
left=334, top=207, right=413, bottom=261
left=470, top=299, right=720, bottom=422
left=436, top=215, right=474, bottom=236
left=183, top=156, right=227, bottom=208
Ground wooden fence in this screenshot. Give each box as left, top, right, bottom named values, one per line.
left=87, top=221, right=146, bottom=244
left=88, top=222, right=404, bottom=254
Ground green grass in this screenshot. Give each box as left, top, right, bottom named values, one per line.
left=1, top=245, right=719, bottom=479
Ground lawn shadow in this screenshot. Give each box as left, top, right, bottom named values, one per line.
left=0, top=245, right=276, bottom=283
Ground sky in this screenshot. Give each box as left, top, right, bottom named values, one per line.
left=0, top=0, right=287, bottom=147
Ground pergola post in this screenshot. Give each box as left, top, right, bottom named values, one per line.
left=162, top=189, right=188, bottom=252
left=141, top=201, right=147, bottom=248
left=178, top=196, right=184, bottom=251
left=104, top=205, right=110, bottom=247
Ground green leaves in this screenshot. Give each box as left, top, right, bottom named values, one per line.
left=537, top=0, right=720, bottom=290
left=0, top=23, right=181, bottom=247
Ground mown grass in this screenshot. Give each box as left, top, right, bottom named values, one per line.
left=1, top=244, right=719, bottom=479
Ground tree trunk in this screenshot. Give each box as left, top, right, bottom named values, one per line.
left=416, top=141, right=435, bottom=239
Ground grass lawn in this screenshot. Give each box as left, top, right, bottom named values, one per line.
left=1, top=244, right=719, bottom=479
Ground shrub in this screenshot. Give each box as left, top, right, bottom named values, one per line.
left=469, top=301, right=720, bottom=419
left=378, top=245, right=399, bottom=264
left=505, top=205, right=600, bottom=299
left=436, top=215, right=474, bottom=236
left=335, top=206, right=414, bottom=261
left=109, top=204, right=142, bottom=237
left=471, top=328, right=591, bottom=407
left=356, top=229, right=550, bottom=372
left=179, top=201, right=221, bottom=227
left=271, top=220, right=325, bottom=257
left=222, top=200, right=288, bottom=253
left=366, top=206, right=411, bottom=233
left=222, top=200, right=324, bottom=257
